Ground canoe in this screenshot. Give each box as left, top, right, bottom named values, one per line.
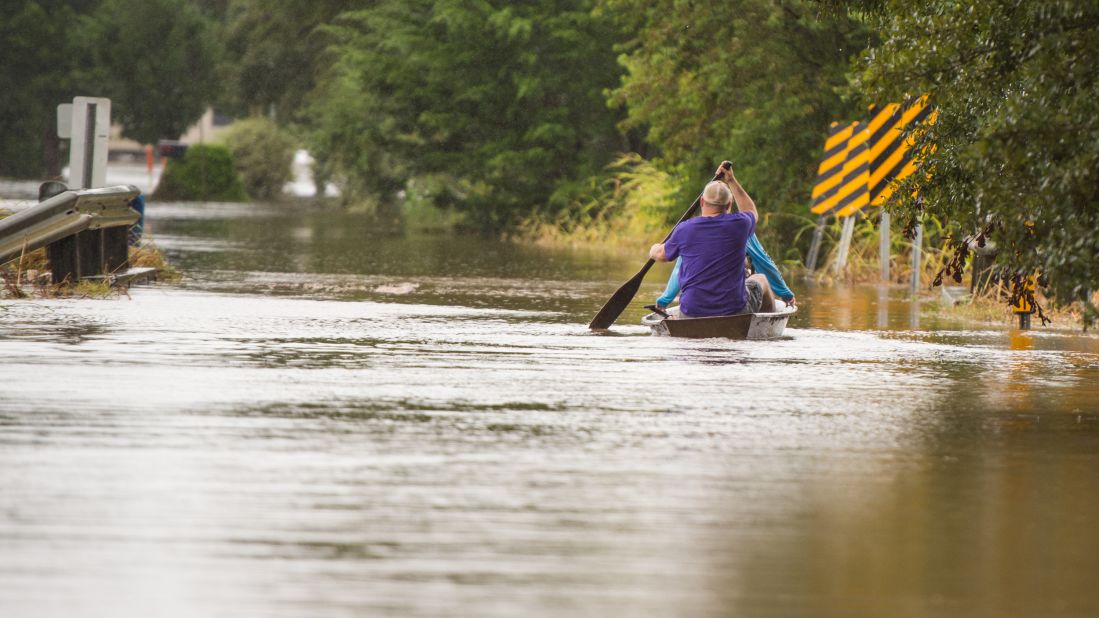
left=641, top=304, right=796, bottom=339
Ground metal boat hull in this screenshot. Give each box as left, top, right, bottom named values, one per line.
left=641, top=305, right=795, bottom=339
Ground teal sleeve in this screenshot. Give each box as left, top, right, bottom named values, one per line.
left=746, top=234, right=795, bottom=301
left=656, top=257, right=681, bottom=308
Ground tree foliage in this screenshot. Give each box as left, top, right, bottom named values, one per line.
left=854, top=0, right=1099, bottom=321
left=225, top=116, right=295, bottom=201
left=220, top=0, right=355, bottom=121
left=0, top=1, right=91, bottom=177
left=304, top=0, right=626, bottom=230
left=153, top=144, right=246, bottom=202
left=604, top=0, right=870, bottom=215
left=0, top=0, right=222, bottom=178
left=78, top=0, right=222, bottom=145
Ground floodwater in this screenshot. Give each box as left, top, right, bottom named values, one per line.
left=2, top=199, right=1098, bottom=617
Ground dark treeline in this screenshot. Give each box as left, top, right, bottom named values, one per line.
left=2, top=0, right=1095, bottom=318
left=0, top=0, right=219, bottom=176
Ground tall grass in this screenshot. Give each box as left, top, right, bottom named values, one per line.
left=807, top=214, right=951, bottom=289
left=515, top=153, right=679, bottom=251
left=128, top=240, right=181, bottom=283
left=0, top=237, right=179, bottom=298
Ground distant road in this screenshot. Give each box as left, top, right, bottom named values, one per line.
left=0, top=162, right=161, bottom=202
left=2, top=151, right=336, bottom=202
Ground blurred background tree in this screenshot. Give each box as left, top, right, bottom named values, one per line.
left=303, top=0, right=627, bottom=229
left=219, top=0, right=356, bottom=122
left=0, top=1, right=95, bottom=177
left=225, top=117, right=295, bottom=201
left=0, top=0, right=220, bottom=178
left=77, top=0, right=222, bottom=145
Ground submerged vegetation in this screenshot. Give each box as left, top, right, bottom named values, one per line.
left=128, top=241, right=181, bottom=283
left=0, top=224, right=178, bottom=299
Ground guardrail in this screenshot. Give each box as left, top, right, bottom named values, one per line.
left=0, top=184, right=141, bottom=283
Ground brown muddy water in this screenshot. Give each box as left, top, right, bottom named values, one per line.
left=2, top=200, right=1098, bottom=617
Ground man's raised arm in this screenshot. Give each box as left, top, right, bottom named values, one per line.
left=723, top=168, right=757, bottom=222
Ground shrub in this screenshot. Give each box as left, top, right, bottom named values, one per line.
left=225, top=117, right=295, bottom=201
left=153, top=144, right=247, bottom=202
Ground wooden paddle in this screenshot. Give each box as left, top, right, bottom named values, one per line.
left=587, top=162, right=730, bottom=330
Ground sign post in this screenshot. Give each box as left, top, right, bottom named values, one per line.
left=910, top=222, right=923, bottom=297
left=879, top=211, right=891, bottom=282
left=1013, top=277, right=1036, bottom=329
left=58, top=97, right=111, bottom=190
left=50, top=96, right=130, bottom=282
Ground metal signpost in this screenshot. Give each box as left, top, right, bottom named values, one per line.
left=49, top=97, right=131, bottom=281
left=879, top=211, right=890, bottom=282
left=909, top=222, right=923, bottom=297
left=58, top=97, right=111, bottom=190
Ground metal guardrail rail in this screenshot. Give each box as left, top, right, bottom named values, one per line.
left=0, top=184, right=140, bottom=267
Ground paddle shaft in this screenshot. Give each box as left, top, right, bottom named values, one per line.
left=587, top=166, right=728, bottom=330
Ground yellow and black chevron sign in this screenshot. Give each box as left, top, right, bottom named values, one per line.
left=867, top=95, right=936, bottom=208
left=810, top=121, right=868, bottom=217
left=810, top=95, right=936, bottom=218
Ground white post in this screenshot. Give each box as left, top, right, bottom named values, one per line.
left=832, top=216, right=856, bottom=276
left=877, top=285, right=889, bottom=329
left=910, top=222, right=923, bottom=296
left=66, top=97, right=111, bottom=189
left=805, top=215, right=827, bottom=272
left=880, top=211, right=891, bottom=282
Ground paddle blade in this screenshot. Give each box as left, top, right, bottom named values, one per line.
left=588, top=265, right=650, bottom=330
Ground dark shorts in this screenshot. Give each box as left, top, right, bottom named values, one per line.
left=742, top=279, right=764, bottom=314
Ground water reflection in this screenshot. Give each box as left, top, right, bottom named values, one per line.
left=0, top=201, right=1097, bottom=617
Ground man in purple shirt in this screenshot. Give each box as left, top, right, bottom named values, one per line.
left=649, top=162, right=775, bottom=317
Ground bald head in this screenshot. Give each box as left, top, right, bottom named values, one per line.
left=701, top=181, right=732, bottom=210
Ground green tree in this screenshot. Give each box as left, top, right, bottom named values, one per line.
left=78, top=0, right=222, bottom=145
left=604, top=0, right=870, bottom=227
left=220, top=0, right=355, bottom=122
left=0, top=1, right=95, bottom=178
left=225, top=116, right=295, bottom=200
left=153, top=144, right=247, bottom=202
left=305, top=0, right=627, bottom=230
left=853, top=0, right=1099, bottom=322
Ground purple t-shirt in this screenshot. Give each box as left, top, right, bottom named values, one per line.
left=663, top=212, right=756, bottom=316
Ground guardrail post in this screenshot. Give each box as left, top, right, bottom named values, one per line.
left=2, top=185, right=139, bottom=279
left=38, top=182, right=78, bottom=284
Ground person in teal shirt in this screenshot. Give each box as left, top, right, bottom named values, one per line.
left=656, top=233, right=795, bottom=310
